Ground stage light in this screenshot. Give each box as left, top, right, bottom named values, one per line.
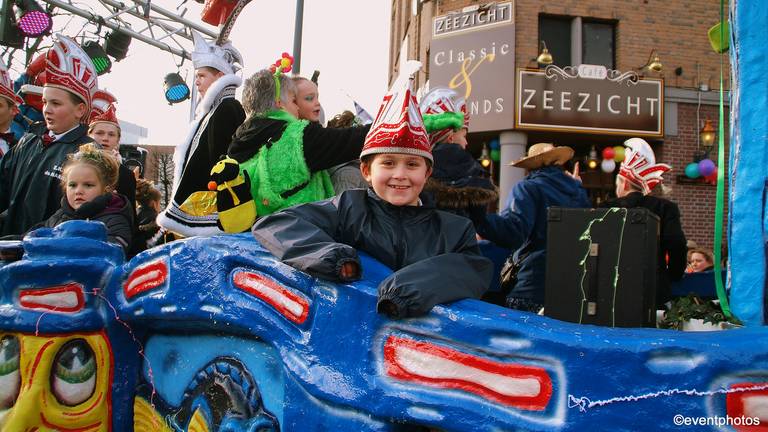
left=164, top=72, right=189, bottom=104
left=0, top=1, right=24, bottom=48
left=14, top=0, right=52, bottom=37
left=82, top=40, right=112, bottom=75
left=104, top=29, right=131, bottom=61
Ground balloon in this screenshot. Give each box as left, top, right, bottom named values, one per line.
left=613, top=146, right=625, bottom=162
left=685, top=162, right=701, bottom=178
left=698, top=158, right=716, bottom=177
left=705, top=166, right=718, bottom=184
left=602, top=147, right=615, bottom=160
left=490, top=149, right=501, bottom=161
left=489, top=139, right=500, bottom=150
left=600, top=158, right=616, bottom=173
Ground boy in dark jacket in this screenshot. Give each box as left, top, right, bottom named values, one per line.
left=253, top=61, right=492, bottom=319
left=0, top=34, right=98, bottom=236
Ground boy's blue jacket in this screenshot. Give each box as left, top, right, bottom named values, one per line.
left=476, top=166, right=591, bottom=303
left=252, top=188, right=493, bottom=318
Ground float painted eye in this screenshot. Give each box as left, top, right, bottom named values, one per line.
left=0, top=335, right=21, bottom=410
left=51, top=339, right=97, bottom=406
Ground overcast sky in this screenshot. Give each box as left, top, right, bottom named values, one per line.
left=49, top=0, right=392, bottom=144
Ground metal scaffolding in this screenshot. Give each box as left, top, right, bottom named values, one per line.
left=34, top=0, right=218, bottom=62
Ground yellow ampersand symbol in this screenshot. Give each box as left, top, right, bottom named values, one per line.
left=449, top=53, right=496, bottom=99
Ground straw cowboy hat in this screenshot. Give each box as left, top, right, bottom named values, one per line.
left=511, top=143, right=574, bottom=170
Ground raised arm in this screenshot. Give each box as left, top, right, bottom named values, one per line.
left=475, top=181, right=538, bottom=250
left=252, top=196, right=360, bottom=282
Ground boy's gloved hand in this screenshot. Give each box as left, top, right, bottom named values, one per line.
left=423, top=112, right=464, bottom=133
left=339, top=260, right=361, bottom=281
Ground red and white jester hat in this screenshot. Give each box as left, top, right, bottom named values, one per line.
left=618, top=137, right=671, bottom=194
left=44, top=34, right=99, bottom=117
left=419, top=87, right=469, bottom=147
left=89, top=104, right=119, bottom=130
left=0, top=62, right=22, bottom=107
left=361, top=60, right=432, bottom=162
left=89, top=88, right=117, bottom=123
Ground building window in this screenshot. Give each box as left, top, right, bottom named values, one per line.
left=582, top=20, right=615, bottom=69
left=539, top=15, right=616, bottom=69
left=539, top=15, right=571, bottom=68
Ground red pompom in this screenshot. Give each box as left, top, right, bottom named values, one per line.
left=208, top=181, right=218, bottom=191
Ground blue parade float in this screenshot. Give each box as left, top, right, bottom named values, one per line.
left=1, top=216, right=767, bottom=431
left=1, top=2, right=767, bottom=431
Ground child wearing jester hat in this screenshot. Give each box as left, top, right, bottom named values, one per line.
left=253, top=61, right=492, bottom=319
left=600, top=137, right=687, bottom=306
left=419, top=87, right=497, bottom=222
left=0, top=61, right=21, bottom=157
left=229, top=55, right=466, bottom=219
left=0, top=34, right=97, bottom=236
left=156, top=31, right=246, bottom=238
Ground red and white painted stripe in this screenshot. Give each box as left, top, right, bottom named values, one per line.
left=19, top=283, right=85, bottom=313
left=726, top=382, right=768, bottom=430
left=233, top=271, right=309, bottom=324
left=384, top=335, right=552, bottom=411
left=123, top=259, right=168, bottom=300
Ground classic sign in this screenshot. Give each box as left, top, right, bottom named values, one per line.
left=515, top=65, right=664, bottom=136
left=429, top=2, right=515, bottom=132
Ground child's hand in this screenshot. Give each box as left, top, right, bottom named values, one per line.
left=340, top=261, right=360, bottom=280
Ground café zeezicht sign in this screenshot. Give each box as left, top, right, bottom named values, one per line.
left=516, top=64, right=664, bottom=137
left=429, top=2, right=515, bottom=132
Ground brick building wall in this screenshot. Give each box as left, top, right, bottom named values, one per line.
left=390, top=0, right=731, bottom=250
left=663, top=103, right=729, bottom=251
left=393, top=0, right=728, bottom=88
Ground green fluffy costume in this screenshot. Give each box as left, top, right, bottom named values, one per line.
left=239, top=110, right=335, bottom=216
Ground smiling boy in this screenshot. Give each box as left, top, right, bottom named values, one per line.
left=253, top=61, right=492, bottom=318
left=0, top=34, right=97, bottom=235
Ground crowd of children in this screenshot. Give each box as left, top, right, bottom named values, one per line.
left=0, top=33, right=703, bottom=320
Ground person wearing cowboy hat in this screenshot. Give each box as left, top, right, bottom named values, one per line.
left=472, top=142, right=590, bottom=313
left=599, top=137, right=686, bottom=307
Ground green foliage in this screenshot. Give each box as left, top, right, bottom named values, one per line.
left=660, top=293, right=742, bottom=330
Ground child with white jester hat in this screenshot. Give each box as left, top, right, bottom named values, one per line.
left=157, top=31, right=246, bottom=237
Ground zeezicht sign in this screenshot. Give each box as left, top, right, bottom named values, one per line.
left=429, top=2, right=515, bottom=132
left=515, top=64, right=664, bottom=137
left=433, top=2, right=513, bottom=36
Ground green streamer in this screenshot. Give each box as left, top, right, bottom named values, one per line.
left=713, top=0, right=732, bottom=317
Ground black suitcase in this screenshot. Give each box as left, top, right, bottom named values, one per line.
left=544, top=207, right=659, bottom=328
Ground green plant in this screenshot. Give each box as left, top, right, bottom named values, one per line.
left=660, top=293, right=742, bottom=330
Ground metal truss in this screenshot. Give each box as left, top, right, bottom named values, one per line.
left=39, top=0, right=218, bottom=61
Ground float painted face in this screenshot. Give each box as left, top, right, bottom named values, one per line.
left=0, top=332, right=112, bottom=431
